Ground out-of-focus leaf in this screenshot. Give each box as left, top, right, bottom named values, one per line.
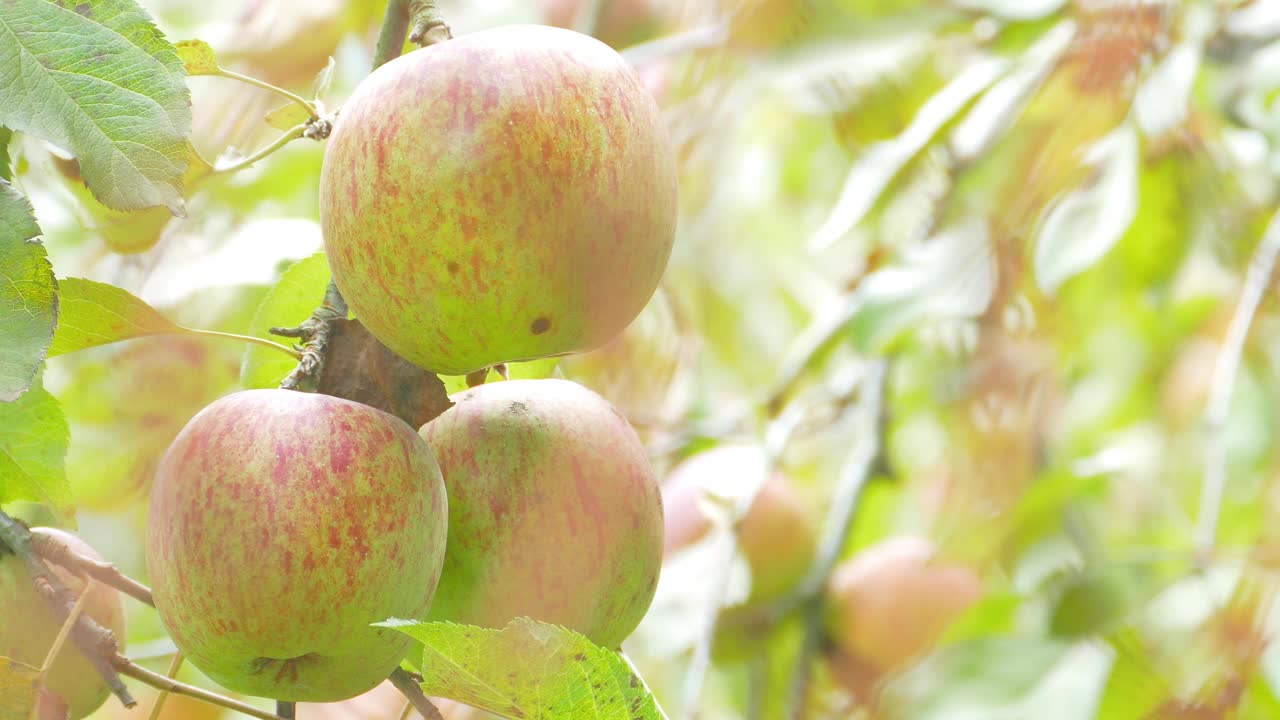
left=380, top=618, right=667, bottom=720
left=174, top=38, right=219, bottom=74
left=1034, top=124, right=1139, bottom=295
left=950, top=21, right=1076, bottom=162
left=0, top=0, right=191, bottom=213
left=809, top=59, right=1007, bottom=251
left=0, top=657, right=38, bottom=720
left=0, top=180, right=56, bottom=402
left=1095, top=630, right=1170, bottom=720
left=317, top=319, right=452, bottom=429
left=883, top=637, right=1071, bottom=718
left=1049, top=567, right=1147, bottom=638
left=59, top=336, right=240, bottom=510
left=241, top=253, right=331, bottom=389
left=949, top=0, right=1065, bottom=20
left=0, top=377, right=70, bottom=514
left=264, top=103, right=311, bottom=132
left=48, top=278, right=184, bottom=357
left=847, top=218, right=996, bottom=352
left=1134, top=43, right=1202, bottom=139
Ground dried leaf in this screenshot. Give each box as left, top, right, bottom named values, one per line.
left=317, top=319, right=452, bottom=429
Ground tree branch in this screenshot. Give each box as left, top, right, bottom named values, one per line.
left=1196, top=209, right=1280, bottom=560
left=783, top=360, right=889, bottom=720
left=388, top=668, right=444, bottom=720
left=110, top=655, right=284, bottom=720
left=31, top=530, right=154, bottom=607
left=0, top=512, right=136, bottom=710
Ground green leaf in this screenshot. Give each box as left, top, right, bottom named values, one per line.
left=379, top=619, right=667, bottom=720
left=48, top=278, right=184, bottom=357
left=0, top=180, right=56, bottom=402
left=0, top=128, right=12, bottom=182
left=0, top=0, right=192, bottom=213
left=241, top=253, right=331, bottom=389
left=173, top=38, right=218, bottom=75
left=0, top=376, right=70, bottom=513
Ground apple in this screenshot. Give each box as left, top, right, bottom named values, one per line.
left=661, top=445, right=816, bottom=605
left=320, top=25, right=678, bottom=376
left=418, top=379, right=663, bottom=648
left=0, top=528, right=126, bottom=720
left=824, top=537, right=982, bottom=677
left=146, top=389, right=448, bottom=702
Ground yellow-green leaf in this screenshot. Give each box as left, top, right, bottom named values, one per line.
left=174, top=38, right=219, bottom=75
left=241, top=253, right=331, bottom=389
left=264, top=103, right=311, bottom=131
left=0, top=376, right=70, bottom=513
left=379, top=619, right=667, bottom=720
left=48, top=278, right=185, bottom=357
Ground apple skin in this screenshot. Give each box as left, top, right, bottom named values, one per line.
left=418, top=379, right=663, bottom=648
left=320, top=25, right=678, bottom=376
left=0, top=528, right=126, bottom=720
left=824, top=537, right=982, bottom=677
left=662, top=446, right=816, bottom=605
left=146, top=389, right=448, bottom=702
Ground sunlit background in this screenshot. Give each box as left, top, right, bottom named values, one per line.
left=12, top=0, right=1280, bottom=717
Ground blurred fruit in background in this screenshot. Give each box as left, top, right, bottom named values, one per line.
left=823, top=536, right=982, bottom=692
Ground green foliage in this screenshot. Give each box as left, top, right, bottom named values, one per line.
left=381, top=619, right=666, bottom=720
left=0, top=181, right=55, bottom=402
left=0, top=0, right=191, bottom=213
left=240, top=252, right=331, bottom=389
left=47, top=278, right=184, bottom=356
left=0, top=375, right=69, bottom=513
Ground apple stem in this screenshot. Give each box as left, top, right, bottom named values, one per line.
left=278, top=701, right=296, bottom=718
left=0, top=511, right=137, bottom=709
left=388, top=667, right=445, bottom=720
left=373, top=0, right=452, bottom=73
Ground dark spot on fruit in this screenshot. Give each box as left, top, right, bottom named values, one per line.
left=508, top=401, right=528, bottom=415
left=531, top=317, right=551, bottom=334
left=447, top=261, right=460, bottom=274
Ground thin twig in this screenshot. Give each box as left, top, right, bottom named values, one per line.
left=214, top=124, right=308, bottom=174
left=212, top=69, right=318, bottom=120
left=0, top=512, right=135, bottom=710
left=388, top=668, right=445, bottom=720
left=1196, top=210, right=1280, bottom=560
left=111, top=655, right=284, bottom=720
left=186, top=328, right=303, bottom=361
left=31, top=530, right=155, bottom=607
left=146, top=654, right=185, bottom=720
left=30, top=576, right=92, bottom=720
left=784, top=360, right=889, bottom=720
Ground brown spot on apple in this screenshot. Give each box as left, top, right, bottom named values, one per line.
left=531, top=317, right=552, bottom=334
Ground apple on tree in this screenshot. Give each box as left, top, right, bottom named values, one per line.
left=146, top=389, right=449, bottom=702
left=418, top=378, right=664, bottom=648
left=320, top=25, right=678, bottom=376
left=662, top=445, right=817, bottom=606
left=0, top=528, right=126, bottom=720
left=823, top=536, right=983, bottom=690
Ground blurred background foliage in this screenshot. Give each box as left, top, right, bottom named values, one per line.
left=11, top=0, right=1280, bottom=717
